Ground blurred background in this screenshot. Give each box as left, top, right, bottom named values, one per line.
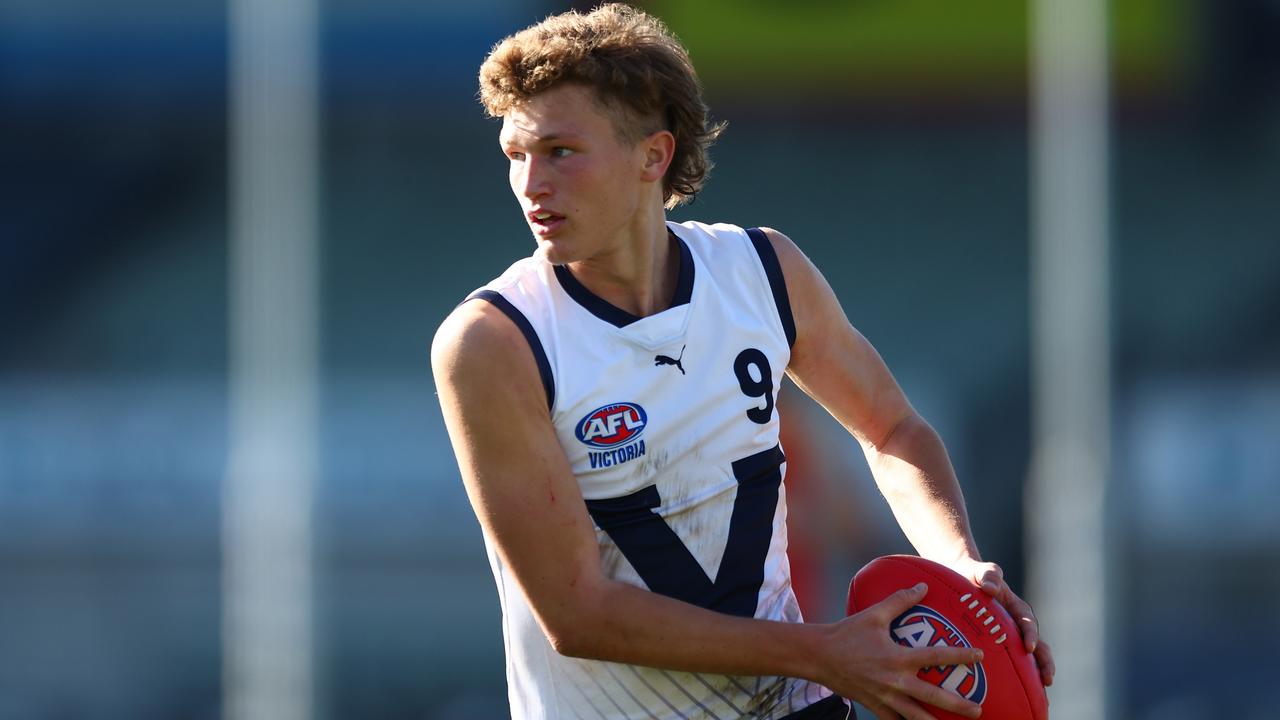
left=2, top=0, right=1278, bottom=718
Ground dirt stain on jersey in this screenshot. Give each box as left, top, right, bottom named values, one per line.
left=634, top=447, right=672, bottom=479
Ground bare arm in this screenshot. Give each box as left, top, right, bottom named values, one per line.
left=763, top=226, right=978, bottom=567
left=431, top=298, right=984, bottom=720
left=763, top=226, right=1055, bottom=686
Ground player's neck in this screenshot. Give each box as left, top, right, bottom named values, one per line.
left=566, top=210, right=678, bottom=319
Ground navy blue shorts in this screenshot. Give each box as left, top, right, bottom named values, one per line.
left=780, top=694, right=853, bottom=719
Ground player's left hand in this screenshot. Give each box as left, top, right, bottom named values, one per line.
left=952, top=558, right=1056, bottom=688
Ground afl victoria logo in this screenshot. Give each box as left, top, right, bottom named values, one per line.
left=891, top=605, right=988, bottom=704
left=575, top=402, right=647, bottom=448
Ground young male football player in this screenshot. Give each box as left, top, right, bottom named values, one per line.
left=432, top=5, right=1055, bottom=719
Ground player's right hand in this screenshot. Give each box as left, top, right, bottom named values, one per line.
left=820, top=582, right=983, bottom=720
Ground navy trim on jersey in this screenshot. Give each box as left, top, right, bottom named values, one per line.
left=465, top=290, right=555, bottom=411
left=745, top=227, right=797, bottom=348
left=554, top=231, right=695, bottom=328
left=669, top=227, right=695, bottom=306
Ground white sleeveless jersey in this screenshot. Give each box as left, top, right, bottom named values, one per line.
left=467, top=221, right=836, bottom=719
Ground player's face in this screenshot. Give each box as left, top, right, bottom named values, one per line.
left=499, top=84, right=650, bottom=265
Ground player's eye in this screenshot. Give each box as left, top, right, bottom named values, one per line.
left=507, top=150, right=526, bottom=162
left=550, top=147, right=574, bottom=158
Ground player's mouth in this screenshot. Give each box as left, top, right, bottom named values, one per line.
left=527, top=208, right=566, bottom=236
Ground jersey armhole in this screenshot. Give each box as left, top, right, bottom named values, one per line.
left=745, top=227, right=798, bottom=348
left=463, top=289, right=556, bottom=412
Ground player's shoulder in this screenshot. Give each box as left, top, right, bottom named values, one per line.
left=669, top=220, right=817, bottom=305
left=667, top=219, right=762, bottom=273
left=431, top=299, right=522, bottom=379
left=669, top=220, right=801, bottom=257
left=432, top=257, right=545, bottom=380
left=432, top=297, right=555, bottom=424
left=667, top=219, right=749, bottom=249
left=752, top=226, right=803, bottom=259
left=478, top=253, right=547, bottom=297
left=747, top=226, right=816, bottom=287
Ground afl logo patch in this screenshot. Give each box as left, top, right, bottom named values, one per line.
left=891, top=605, right=987, bottom=704
left=575, top=402, right=647, bottom=448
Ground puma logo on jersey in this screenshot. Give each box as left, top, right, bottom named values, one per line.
left=654, top=345, right=686, bottom=375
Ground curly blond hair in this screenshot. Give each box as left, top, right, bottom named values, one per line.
left=479, top=3, right=725, bottom=209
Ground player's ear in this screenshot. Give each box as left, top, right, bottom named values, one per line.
left=639, top=130, right=675, bottom=183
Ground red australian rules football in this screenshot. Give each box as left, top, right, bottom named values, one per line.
left=846, top=555, right=1048, bottom=720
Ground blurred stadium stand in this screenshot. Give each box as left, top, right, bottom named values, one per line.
left=1, top=0, right=1278, bottom=717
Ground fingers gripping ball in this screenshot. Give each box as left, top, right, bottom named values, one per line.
left=847, top=555, right=1049, bottom=720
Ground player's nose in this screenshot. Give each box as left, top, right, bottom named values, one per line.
left=513, top=156, right=552, bottom=201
